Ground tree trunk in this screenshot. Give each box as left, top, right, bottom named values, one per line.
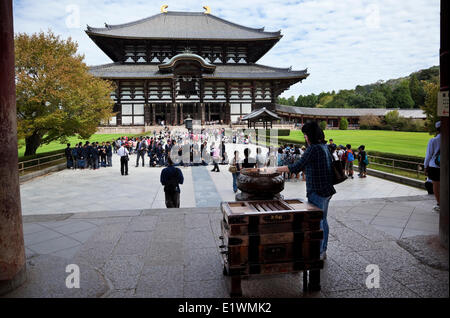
left=24, top=132, right=42, bottom=156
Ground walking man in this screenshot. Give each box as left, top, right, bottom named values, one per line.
left=160, top=157, right=184, bottom=208
left=136, top=138, right=147, bottom=167
left=117, top=143, right=129, bottom=176
left=424, top=121, right=441, bottom=211
left=106, top=141, right=113, bottom=167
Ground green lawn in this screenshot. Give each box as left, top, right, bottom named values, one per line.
left=18, top=134, right=134, bottom=158
left=279, top=130, right=431, bottom=157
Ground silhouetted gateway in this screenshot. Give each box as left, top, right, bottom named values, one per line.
left=87, top=7, right=308, bottom=126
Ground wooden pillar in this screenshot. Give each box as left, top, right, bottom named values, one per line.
left=201, top=103, right=205, bottom=125
left=164, top=103, right=169, bottom=125
left=172, top=103, right=178, bottom=126
left=207, top=103, right=211, bottom=122
left=152, top=103, right=156, bottom=125
left=219, top=103, right=224, bottom=124
left=225, top=81, right=231, bottom=124
left=144, top=104, right=151, bottom=125
left=0, top=0, right=27, bottom=295
left=440, top=0, right=449, bottom=248
left=116, top=80, right=122, bottom=125
left=170, top=78, right=176, bottom=126
left=251, top=80, right=256, bottom=111
left=180, top=103, right=183, bottom=125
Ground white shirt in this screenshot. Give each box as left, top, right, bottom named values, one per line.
left=117, top=146, right=129, bottom=157
left=424, top=133, right=440, bottom=168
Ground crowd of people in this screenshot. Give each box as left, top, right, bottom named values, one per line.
left=327, top=139, right=369, bottom=179
left=64, top=127, right=237, bottom=172
left=65, top=141, right=113, bottom=170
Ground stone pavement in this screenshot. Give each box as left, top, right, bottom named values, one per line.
left=20, top=145, right=432, bottom=241
left=4, top=195, right=448, bottom=298
left=20, top=143, right=426, bottom=216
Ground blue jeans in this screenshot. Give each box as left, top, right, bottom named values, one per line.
left=307, top=192, right=332, bottom=254
left=232, top=172, right=240, bottom=192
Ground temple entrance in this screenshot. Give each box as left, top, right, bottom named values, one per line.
left=205, top=103, right=223, bottom=123
left=182, top=103, right=195, bottom=120
left=210, top=114, right=220, bottom=121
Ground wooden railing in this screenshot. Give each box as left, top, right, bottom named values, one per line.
left=365, top=155, right=425, bottom=179
left=18, top=153, right=66, bottom=175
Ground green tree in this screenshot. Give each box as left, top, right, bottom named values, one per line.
left=409, top=74, right=425, bottom=108
left=319, top=121, right=327, bottom=130
left=15, top=30, right=115, bottom=155
left=368, top=91, right=387, bottom=108
left=317, top=94, right=334, bottom=108
left=377, top=84, right=393, bottom=107
left=384, top=110, right=401, bottom=130
left=326, top=90, right=355, bottom=108
left=359, top=114, right=382, bottom=129
left=416, top=66, right=439, bottom=81
left=421, top=81, right=440, bottom=134
left=286, top=96, right=296, bottom=106
left=391, top=80, right=414, bottom=109
left=339, top=117, right=348, bottom=130
left=296, top=94, right=318, bottom=107
left=277, top=97, right=288, bottom=105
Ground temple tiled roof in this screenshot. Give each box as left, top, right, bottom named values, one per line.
left=242, top=107, right=281, bottom=121
left=89, top=63, right=308, bottom=80
left=275, top=104, right=426, bottom=119
left=86, top=11, right=281, bottom=40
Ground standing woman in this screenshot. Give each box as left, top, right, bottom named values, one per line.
left=230, top=151, right=241, bottom=193
left=275, top=121, right=335, bottom=259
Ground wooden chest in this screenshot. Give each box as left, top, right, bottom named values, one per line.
left=220, top=198, right=324, bottom=296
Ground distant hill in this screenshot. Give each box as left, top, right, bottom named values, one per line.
left=278, top=66, right=439, bottom=109
left=364, top=66, right=439, bottom=92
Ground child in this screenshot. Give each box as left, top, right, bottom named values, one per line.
left=357, top=145, right=368, bottom=178
left=344, top=144, right=355, bottom=179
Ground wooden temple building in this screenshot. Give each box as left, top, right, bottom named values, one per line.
left=87, top=6, right=308, bottom=126
left=242, top=107, right=281, bottom=129
left=275, top=104, right=426, bottom=129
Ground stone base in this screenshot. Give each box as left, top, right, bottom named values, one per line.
left=235, top=192, right=284, bottom=201
left=0, top=264, right=27, bottom=296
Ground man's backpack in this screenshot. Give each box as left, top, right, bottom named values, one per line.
left=347, top=151, right=354, bottom=162
left=435, top=150, right=440, bottom=167
left=363, top=153, right=369, bottom=165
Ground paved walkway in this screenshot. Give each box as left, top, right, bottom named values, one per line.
left=5, top=196, right=448, bottom=298
left=20, top=145, right=433, bottom=240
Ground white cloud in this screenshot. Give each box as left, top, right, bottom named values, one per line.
left=12, top=0, right=440, bottom=98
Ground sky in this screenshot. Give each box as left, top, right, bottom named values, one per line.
left=12, top=0, right=440, bottom=98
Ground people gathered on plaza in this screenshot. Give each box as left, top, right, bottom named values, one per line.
left=64, top=126, right=370, bottom=186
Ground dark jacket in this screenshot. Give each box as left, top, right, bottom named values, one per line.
left=160, top=166, right=184, bottom=193
left=65, top=147, right=72, bottom=159
left=106, top=145, right=112, bottom=156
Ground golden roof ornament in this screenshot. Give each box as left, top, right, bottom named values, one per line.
left=161, top=5, right=168, bottom=13
left=203, top=6, right=211, bottom=14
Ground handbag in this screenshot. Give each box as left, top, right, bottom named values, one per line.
left=328, top=148, right=347, bottom=185
left=228, top=165, right=237, bottom=173
left=331, top=160, right=347, bottom=184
